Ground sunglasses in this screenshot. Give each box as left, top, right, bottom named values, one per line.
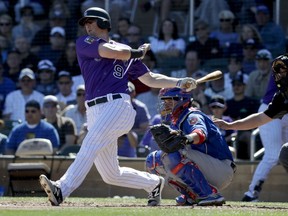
left=59, top=81, right=71, bottom=85
left=44, top=103, right=57, bottom=108
left=195, top=27, right=206, bottom=31
left=21, top=79, right=33, bottom=83
left=210, top=106, right=223, bottom=109
left=77, top=93, right=85, bottom=97
left=220, top=19, right=232, bottom=22
left=128, top=33, right=139, bottom=36
left=0, top=22, right=11, bottom=26
left=25, top=109, right=37, bottom=114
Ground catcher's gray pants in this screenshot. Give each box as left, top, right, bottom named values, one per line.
left=180, top=149, right=235, bottom=190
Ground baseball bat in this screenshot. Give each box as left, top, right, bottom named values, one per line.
left=196, top=70, right=222, bottom=84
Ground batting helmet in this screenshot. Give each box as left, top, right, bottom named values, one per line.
left=272, top=54, right=288, bottom=101
left=78, top=7, right=111, bottom=31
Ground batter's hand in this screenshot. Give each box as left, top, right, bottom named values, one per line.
left=138, top=43, right=150, bottom=59
left=177, top=78, right=197, bottom=92
left=213, top=117, right=231, bottom=130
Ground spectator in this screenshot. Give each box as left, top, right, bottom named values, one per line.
left=56, top=40, right=81, bottom=76
left=5, top=100, right=59, bottom=155
left=0, top=35, right=9, bottom=63
left=224, top=73, right=260, bottom=159
left=0, top=62, right=16, bottom=117
left=14, top=36, right=40, bottom=72
left=227, top=0, right=257, bottom=25
left=241, top=39, right=259, bottom=75
left=186, top=19, right=221, bottom=60
left=2, top=50, right=22, bottom=83
left=56, top=71, right=76, bottom=110
left=0, top=119, right=7, bottom=154
left=245, top=49, right=272, bottom=101
left=37, top=26, right=66, bottom=64
left=126, top=24, right=146, bottom=49
left=171, top=49, right=207, bottom=78
left=149, top=18, right=186, bottom=58
left=3, top=68, right=44, bottom=122
left=128, top=81, right=150, bottom=138
left=13, top=1, right=46, bottom=23
left=35, top=59, right=59, bottom=96
left=210, top=10, right=238, bottom=57
left=62, top=84, right=87, bottom=136
left=254, top=5, right=286, bottom=57
left=115, top=17, right=131, bottom=44
left=0, top=14, right=13, bottom=48
left=118, top=130, right=138, bottom=158
left=12, top=5, right=41, bottom=43
left=42, top=95, right=77, bottom=151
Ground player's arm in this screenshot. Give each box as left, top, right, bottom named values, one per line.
left=139, top=72, right=197, bottom=92
left=213, top=112, right=272, bottom=130
left=98, top=43, right=150, bottom=61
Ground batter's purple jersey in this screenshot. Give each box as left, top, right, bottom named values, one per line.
left=76, top=35, right=149, bottom=100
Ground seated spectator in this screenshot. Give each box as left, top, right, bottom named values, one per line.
left=37, top=26, right=66, bottom=64
left=62, top=84, right=87, bottom=136
left=186, top=19, right=221, bottom=60
left=114, top=17, right=131, bottom=44
left=14, top=36, right=40, bottom=72
left=245, top=49, right=272, bottom=101
left=118, top=130, right=138, bottom=158
left=56, top=40, right=81, bottom=76
left=254, top=5, right=286, bottom=57
left=0, top=119, right=7, bottom=154
left=0, top=14, right=13, bottom=48
left=0, top=35, right=10, bottom=63
left=3, top=50, right=22, bottom=83
left=171, top=49, right=207, bottom=78
left=12, top=5, right=41, bottom=43
left=35, top=59, right=59, bottom=96
left=56, top=71, right=76, bottom=110
left=14, top=0, right=46, bottom=23
left=128, top=82, right=150, bottom=138
left=224, top=73, right=260, bottom=159
left=210, top=10, right=239, bottom=57
left=3, top=68, right=44, bottom=122
left=0, top=62, right=16, bottom=117
left=126, top=24, right=146, bottom=49
left=241, top=39, right=259, bottom=75
left=5, top=100, right=59, bottom=155
left=42, top=95, right=77, bottom=151
left=149, top=18, right=186, bottom=58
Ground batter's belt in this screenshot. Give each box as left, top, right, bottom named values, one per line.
left=87, top=94, right=122, bottom=107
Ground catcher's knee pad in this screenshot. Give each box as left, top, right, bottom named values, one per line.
left=145, top=150, right=167, bottom=175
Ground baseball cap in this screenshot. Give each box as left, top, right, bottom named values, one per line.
left=19, top=68, right=35, bottom=80
left=58, top=70, right=71, bottom=79
left=256, top=49, right=272, bottom=60
left=209, top=95, right=226, bottom=108
left=231, top=72, right=247, bottom=85
left=256, top=5, right=269, bottom=14
left=50, top=26, right=65, bottom=37
left=76, top=84, right=85, bottom=91
left=38, top=59, right=56, bottom=72
left=49, top=10, right=66, bottom=19
left=43, top=95, right=58, bottom=104
left=243, top=39, right=258, bottom=49
left=219, top=10, right=235, bottom=20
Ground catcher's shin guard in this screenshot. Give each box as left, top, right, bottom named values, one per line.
left=166, top=152, right=213, bottom=198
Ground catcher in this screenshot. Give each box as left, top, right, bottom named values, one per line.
left=146, top=88, right=236, bottom=206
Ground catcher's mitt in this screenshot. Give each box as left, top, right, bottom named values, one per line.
left=150, top=124, right=187, bottom=153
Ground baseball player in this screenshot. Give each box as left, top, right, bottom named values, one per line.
left=214, top=54, right=288, bottom=200
left=146, top=88, right=235, bottom=206
left=39, top=7, right=197, bottom=206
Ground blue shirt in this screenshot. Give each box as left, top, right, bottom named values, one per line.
left=76, top=35, right=149, bottom=100
left=174, top=108, right=233, bottom=161
left=6, top=120, right=60, bottom=152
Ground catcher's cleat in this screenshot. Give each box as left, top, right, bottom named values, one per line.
left=197, top=193, right=225, bottom=206
left=175, top=194, right=196, bottom=206
left=147, top=176, right=165, bottom=206
left=39, top=174, right=63, bottom=206
left=242, top=195, right=259, bottom=202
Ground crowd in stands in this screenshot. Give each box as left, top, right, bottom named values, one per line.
left=0, top=1, right=287, bottom=163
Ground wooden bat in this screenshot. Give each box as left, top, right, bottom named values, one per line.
left=196, top=70, right=223, bottom=84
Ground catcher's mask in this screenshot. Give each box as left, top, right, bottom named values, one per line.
left=272, top=54, right=288, bottom=103
left=78, top=7, right=111, bottom=31
left=145, top=150, right=164, bottom=175
left=158, top=88, right=192, bottom=120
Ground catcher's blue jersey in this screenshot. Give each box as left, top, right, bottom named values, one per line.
left=174, top=108, right=234, bottom=161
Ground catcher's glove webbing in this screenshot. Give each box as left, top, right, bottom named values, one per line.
left=150, top=124, right=188, bottom=153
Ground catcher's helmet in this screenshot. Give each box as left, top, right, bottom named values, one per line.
left=159, top=88, right=192, bottom=118
left=78, top=7, right=111, bottom=31
left=272, top=54, right=288, bottom=102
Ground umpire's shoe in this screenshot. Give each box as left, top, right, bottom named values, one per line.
left=39, top=174, right=63, bottom=206
left=147, top=176, right=165, bottom=206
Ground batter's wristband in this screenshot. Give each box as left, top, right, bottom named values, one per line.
left=192, top=129, right=206, bottom=144
left=130, top=49, right=144, bottom=58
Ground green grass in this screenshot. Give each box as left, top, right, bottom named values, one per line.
left=0, top=197, right=288, bottom=216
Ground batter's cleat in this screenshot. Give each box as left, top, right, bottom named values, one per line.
left=39, top=174, right=63, bottom=206
left=242, top=195, right=259, bottom=202
left=197, top=193, right=225, bottom=206
left=147, top=176, right=165, bottom=206
left=175, top=194, right=196, bottom=206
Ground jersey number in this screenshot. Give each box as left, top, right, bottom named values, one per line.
left=113, top=65, right=124, bottom=79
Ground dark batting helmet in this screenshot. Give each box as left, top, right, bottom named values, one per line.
left=78, top=7, right=111, bottom=31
